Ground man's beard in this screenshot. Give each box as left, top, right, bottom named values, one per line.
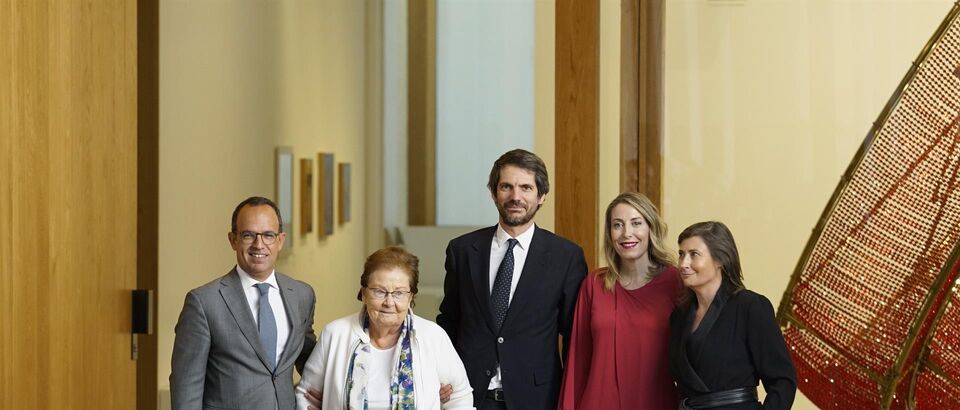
left=497, top=200, right=539, bottom=227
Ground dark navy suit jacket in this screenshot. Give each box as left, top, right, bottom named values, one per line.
left=437, top=225, right=587, bottom=410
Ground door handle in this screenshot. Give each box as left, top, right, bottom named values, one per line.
left=132, top=289, right=153, bottom=335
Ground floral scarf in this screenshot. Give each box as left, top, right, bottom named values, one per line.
left=345, top=309, right=416, bottom=410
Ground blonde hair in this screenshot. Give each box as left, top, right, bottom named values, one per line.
left=600, top=192, right=676, bottom=291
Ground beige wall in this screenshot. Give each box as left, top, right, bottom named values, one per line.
left=662, top=1, right=953, bottom=408
left=274, top=0, right=372, bottom=325
left=158, top=0, right=371, bottom=390
left=598, top=0, right=622, bottom=260
left=534, top=0, right=557, bottom=231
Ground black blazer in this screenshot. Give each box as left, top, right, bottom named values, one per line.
left=437, top=225, right=587, bottom=410
left=669, top=289, right=797, bottom=409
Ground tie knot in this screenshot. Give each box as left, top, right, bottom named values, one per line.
left=255, top=283, right=271, bottom=296
left=506, top=238, right=518, bottom=250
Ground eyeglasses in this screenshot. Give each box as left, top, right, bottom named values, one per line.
left=236, top=231, right=280, bottom=245
left=366, top=287, right=412, bottom=301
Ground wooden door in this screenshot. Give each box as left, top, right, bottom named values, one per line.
left=0, top=0, right=139, bottom=408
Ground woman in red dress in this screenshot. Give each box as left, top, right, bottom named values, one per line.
left=559, top=192, right=682, bottom=410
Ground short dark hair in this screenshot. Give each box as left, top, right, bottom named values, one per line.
left=678, top=221, right=745, bottom=298
left=357, top=246, right=420, bottom=307
left=487, top=149, right=549, bottom=197
left=231, top=196, right=284, bottom=233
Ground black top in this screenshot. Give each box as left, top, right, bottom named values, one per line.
left=669, top=289, right=797, bottom=409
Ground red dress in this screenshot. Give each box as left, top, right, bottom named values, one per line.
left=559, top=266, right=682, bottom=410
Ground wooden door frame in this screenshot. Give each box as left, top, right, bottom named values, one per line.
left=137, top=0, right=159, bottom=408
left=620, top=0, right=664, bottom=208
left=407, top=0, right=437, bottom=226
left=555, top=0, right=600, bottom=268
left=555, top=0, right=663, bottom=269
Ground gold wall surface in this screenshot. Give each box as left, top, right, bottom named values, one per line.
left=157, top=0, right=371, bottom=390
left=663, top=1, right=953, bottom=408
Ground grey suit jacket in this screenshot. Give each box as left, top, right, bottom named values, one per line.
left=170, top=269, right=317, bottom=410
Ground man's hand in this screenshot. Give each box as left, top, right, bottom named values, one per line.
left=439, top=383, right=453, bottom=403
left=306, top=388, right=322, bottom=410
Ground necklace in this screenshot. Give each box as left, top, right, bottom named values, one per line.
left=620, top=273, right=652, bottom=289
left=620, top=265, right=660, bottom=289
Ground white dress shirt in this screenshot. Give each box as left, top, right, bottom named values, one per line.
left=487, top=223, right=536, bottom=390
left=236, top=266, right=291, bottom=368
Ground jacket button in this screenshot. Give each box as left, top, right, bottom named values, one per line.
left=486, top=370, right=492, bottom=376
left=497, top=337, right=504, bottom=344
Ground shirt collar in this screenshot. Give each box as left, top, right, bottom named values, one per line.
left=235, top=265, right=279, bottom=290
left=494, top=223, right=536, bottom=251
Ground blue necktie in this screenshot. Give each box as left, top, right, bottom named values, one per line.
left=255, top=283, right=277, bottom=371
left=491, top=238, right=518, bottom=332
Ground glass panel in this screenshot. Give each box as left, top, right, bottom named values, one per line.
left=435, top=0, right=535, bottom=226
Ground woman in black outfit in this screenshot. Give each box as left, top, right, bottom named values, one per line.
left=670, top=221, right=796, bottom=409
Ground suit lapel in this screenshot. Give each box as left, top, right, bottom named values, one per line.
left=677, top=305, right=711, bottom=393
left=470, top=226, right=496, bottom=333
left=276, top=273, right=300, bottom=369
left=499, top=226, right=546, bottom=331
left=678, top=290, right=732, bottom=394
left=219, top=269, right=275, bottom=372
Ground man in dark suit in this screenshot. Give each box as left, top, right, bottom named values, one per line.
left=170, top=196, right=316, bottom=410
left=437, top=149, right=588, bottom=410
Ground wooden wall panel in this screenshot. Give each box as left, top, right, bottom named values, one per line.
left=556, top=0, right=600, bottom=268
left=621, top=0, right=664, bottom=208
left=621, top=0, right=640, bottom=194
left=1, top=0, right=139, bottom=408
left=407, top=0, right=436, bottom=226
left=137, top=0, right=160, bottom=408
left=0, top=0, right=11, bottom=400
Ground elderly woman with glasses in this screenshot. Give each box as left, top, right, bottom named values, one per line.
left=295, top=246, right=474, bottom=410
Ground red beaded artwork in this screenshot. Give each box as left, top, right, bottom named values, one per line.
left=777, top=5, right=960, bottom=409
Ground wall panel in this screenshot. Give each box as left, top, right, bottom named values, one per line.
left=1, top=0, right=139, bottom=408
left=556, top=0, right=599, bottom=268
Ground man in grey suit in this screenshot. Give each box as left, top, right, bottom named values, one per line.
left=171, top=196, right=317, bottom=410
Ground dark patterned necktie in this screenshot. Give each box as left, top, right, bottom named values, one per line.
left=255, top=283, right=277, bottom=371
left=491, top=238, right=518, bottom=332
